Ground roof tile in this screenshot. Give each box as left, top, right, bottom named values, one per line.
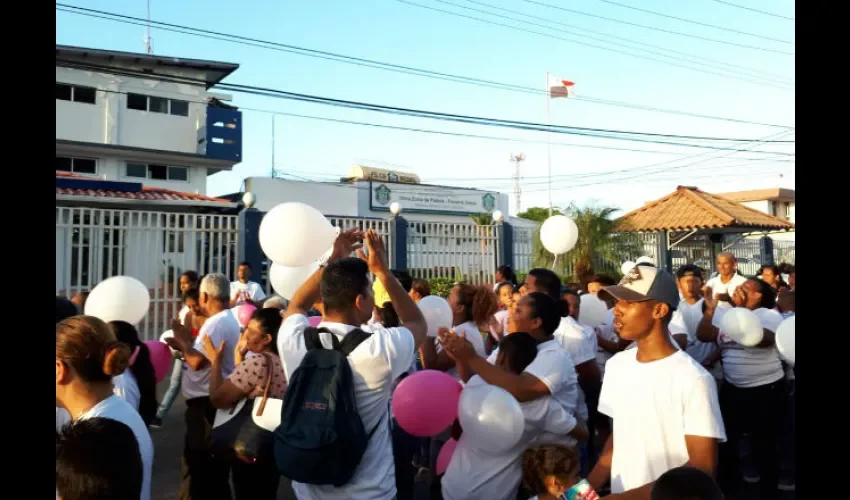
left=55, top=171, right=231, bottom=203
left=615, top=185, right=795, bottom=232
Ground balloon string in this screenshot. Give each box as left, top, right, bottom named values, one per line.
left=552, top=254, right=559, bottom=271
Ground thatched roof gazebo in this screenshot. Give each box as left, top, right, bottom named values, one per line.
left=615, top=186, right=794, bottom=272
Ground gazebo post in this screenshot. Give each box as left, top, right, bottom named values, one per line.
left=655, top=230, right=673, bottom=273
left=708, top=234, right=723, bottom=274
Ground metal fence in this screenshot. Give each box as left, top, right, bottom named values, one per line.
left=407, top=221, right=499, bottom=285
left=723, top=236, right=796, bottom=276
left=56, top=207, right=239, bottom=340
left=261, top=216, right=393, bottom=295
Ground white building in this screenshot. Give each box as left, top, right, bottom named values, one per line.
left=242, top=166, right=513, bottom=224
left=56, top=44, right=242, bottom=196
left=714, top=188, right=795, bottom=242
left=56, top=45, right=243, bottom=338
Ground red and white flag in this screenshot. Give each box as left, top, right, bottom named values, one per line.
left=548, top=75, right=575, bottom=98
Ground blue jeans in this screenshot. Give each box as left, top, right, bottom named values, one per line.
left=156, top=359, right=183, bottom=419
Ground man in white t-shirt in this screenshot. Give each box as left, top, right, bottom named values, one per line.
left=230, top=261, right=266, bottom=308
left=670, top=264, right=722, bottom=381
left=278, top=229, right=428, bottom=500
left=704, top=253, right=747, bottom=310
left=589, top=265, right=726, bottom=498
left=165, top=273, right=241, bottom=500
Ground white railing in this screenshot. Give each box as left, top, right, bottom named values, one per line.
left=406, top=222, right=499, bottom=285
left=56, top=207, right=239, bottom=340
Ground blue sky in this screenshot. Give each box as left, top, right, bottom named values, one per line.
left=56, top=0, right=795, bottom=214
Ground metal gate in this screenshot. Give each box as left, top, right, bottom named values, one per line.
left=56, top=206, right=239, bottom=340
left=407, top=221, right=499, bottom=285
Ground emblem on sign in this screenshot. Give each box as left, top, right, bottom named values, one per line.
left=482, top=193, right=496, bottom=211
left=375, top=184, right=391, bottom=206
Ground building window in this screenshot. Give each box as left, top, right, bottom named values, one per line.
left=126, top=93, right=190, bottom=116
left=56, top=83, right=97, bottom=104
left=56, top=156, right=97, bottom=175
left=785, top=202, right=793, bottom=219
left=126, top=163, right=189, bottom=181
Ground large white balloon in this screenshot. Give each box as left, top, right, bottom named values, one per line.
left=418, top=295, right=453, bottom=337
left=636, top=256, right=655, bottom=265
left=539, top=215, right=579, bottom=255
left=85, top=276, right=151, bottom=325
left=720, top=308, right=764, bottom=347
left=579, top=293, right=608, bottom=327
left=269, top=262, right=320, bottom=300
left=620, top=261, right=636, bottom=276
left=458, top=384, right=524, bottom=453
left=259, top=202, right=337, bottom=267
left=775, top=316, right=795, bottom=365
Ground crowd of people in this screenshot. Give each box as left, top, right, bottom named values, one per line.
left=55, top=228, right=795, bottom=500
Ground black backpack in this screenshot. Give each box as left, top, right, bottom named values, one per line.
left=274, top=326, right=384, bottom=486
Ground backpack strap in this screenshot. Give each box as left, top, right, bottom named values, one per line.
left=337, top=328, right=372, bottom=357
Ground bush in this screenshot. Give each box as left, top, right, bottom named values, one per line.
left=427, top=278, right=455, bottom=298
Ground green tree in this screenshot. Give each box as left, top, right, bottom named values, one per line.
left=517, top=206, right=563, bottom=223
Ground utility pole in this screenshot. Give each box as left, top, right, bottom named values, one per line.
left=510, top=153, right=526, bottom=214
left=144, top=0, right=153, bottom=54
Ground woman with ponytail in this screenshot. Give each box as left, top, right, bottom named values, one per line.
left=108, top=321, right=158, bottom=426
left=56, top=315, right=154, bottom=500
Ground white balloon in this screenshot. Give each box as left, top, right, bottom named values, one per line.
left=458, top=384, right=524, bottom=453
left=259, top=202, right=337, bottom=267
left=85, top=276, right=151, bottom=326
left=539, top=215, right=579, bottom=255
left=620, top=261, right=636, bottom=276
left=720, top=308, right=764, bottom=347
left=418, top=295, right=453, bottom=337
left=579, top=294, right=608, bottom=327
left=775, top=316, right=795, bottom=365
left=636, top=256, right=655, bottom=265
left=269, top=262, right=320, bottom=300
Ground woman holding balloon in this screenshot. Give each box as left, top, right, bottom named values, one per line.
left=696, top=278, right=786, bottom=500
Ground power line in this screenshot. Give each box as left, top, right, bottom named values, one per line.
left=393, top=0, right=794, bottom=91
left=707, top=0, right=795, bottom=21
left=459, top=0, right=791, bottom=81
left=518, top=0, right=793, bottom=55
left=56, top=58, right=798, bottom=148
left=436, top=0, right=791, bottom=84
left=589, top=0, right=793, bottom=44
left=56, top=3, right=795, bottom=128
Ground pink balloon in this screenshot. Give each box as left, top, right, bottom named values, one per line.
left=145, top=340, right=173, bottom=383
left=392, top=370, right=461, bottom=437
left=436, top=438, right=458, bottom=476
left=308, top=316, right=322, bottom=327
left=237, top=304, right=257, bottom=326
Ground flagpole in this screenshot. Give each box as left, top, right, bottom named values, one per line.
left=546, top=71, right=553, bottom=217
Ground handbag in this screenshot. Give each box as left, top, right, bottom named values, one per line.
left=210, top=352, right=283, bottom=464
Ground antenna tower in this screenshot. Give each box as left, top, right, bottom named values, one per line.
left=510, top=153, right=526, bottom=213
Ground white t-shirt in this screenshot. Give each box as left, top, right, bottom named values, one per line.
left=596, top=308, right=618, bottom=375
left=230, top=280, right=266, bottom=304
left=705, top=274, right=747, bottom=309
left=181, top=308, right=242, bottom=400
left=442, top=375, right=577, bottom=500
left=178, top=305, right=190, bottom=325
left=487, top=339, right=581, bottom=432
left=669, top=299, right=715, bottom=364
left=712, top=307, right=785, bottom=388
left=491, top=310, right=510, bottom=342
left=554, top=316, right=598, bottom=421
left=56, top=396, right=154, bottom=500
left=437, top=321, right=488, bottom=381
left=278, top=315, right=415, bottom=500
left=599, top=349, right=726, bottom=494
left=113, top=370, right=141, bottom=410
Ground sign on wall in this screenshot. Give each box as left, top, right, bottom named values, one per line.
left=370, top=181, right=498, bottom=215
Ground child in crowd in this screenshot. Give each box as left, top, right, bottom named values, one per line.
left=521, top=444, right=599, bottom=500
left=441, top=333, right=587, bottom=500
left=56, top=417, right=144, bottom=500
left=650, top=466, right=723, bottom=500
